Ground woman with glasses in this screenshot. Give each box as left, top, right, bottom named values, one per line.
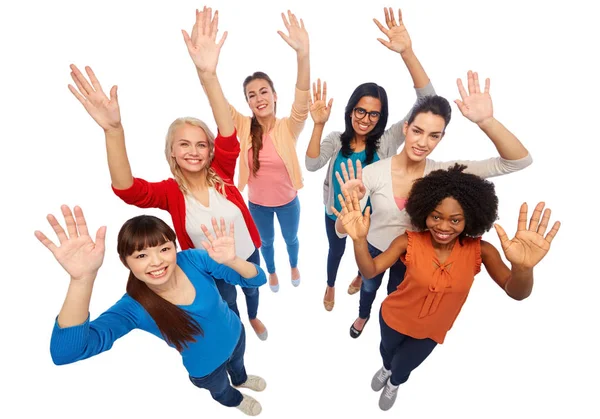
left=305, top=8, right=435, bottom=311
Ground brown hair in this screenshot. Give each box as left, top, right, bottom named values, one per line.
left=165, top=117, right=228, bottom=196
left=117, top=215, right=203, bottom=352
left=243, top=72, right=276, bottom=176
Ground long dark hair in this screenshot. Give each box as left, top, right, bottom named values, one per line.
left=243, top=71, right=277, bottom=176
left=117, top=215, right=203, bottom=352
left=406, top=95, right=452, bottom=132
left=340, top=82, right=389, bottom=164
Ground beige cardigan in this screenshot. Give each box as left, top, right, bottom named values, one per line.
left=230, top=87, right=310, bottom=192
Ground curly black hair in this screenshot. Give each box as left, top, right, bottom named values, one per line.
left=405, top=163, right=499, bottom=238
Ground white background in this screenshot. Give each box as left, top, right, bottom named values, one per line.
left=1, top=0, right=598, bottom=418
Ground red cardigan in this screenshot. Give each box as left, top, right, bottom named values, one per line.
left=112, top=130, right=261, bottom=251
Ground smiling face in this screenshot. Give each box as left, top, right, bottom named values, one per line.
left=170, top=123, right=212, bottom=173
left=124, top=241, right=178, bottom=287
left=402, top=111, right=446, bottom=161
left=351, top=96, right=382, bottom=137
left=245, top=78, right=277, bottom=119
left=426, top=197, right=466, bottom=245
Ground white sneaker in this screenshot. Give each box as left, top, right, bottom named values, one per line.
left=234, top=375, right=267, bottom=392
left=371, top=366, right=392, bottom=391
left=236, top=394, right=262, bottom=416
left=379, top=381, right=399, bottom=411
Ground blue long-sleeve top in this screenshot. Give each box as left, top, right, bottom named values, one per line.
left=50, top=249, right=266, bottom=377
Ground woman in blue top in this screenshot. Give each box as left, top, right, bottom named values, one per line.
left=35, top=205, right=267, bottom=416
left=305, top=8, right=435, bottom=311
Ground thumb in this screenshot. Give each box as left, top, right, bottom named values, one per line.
left=493, top=223, right=509, bottom=247
left=454, top=99, right=467, bottom=115
left=110, top=85, right=118, bottom=102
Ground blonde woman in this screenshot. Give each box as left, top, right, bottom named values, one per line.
left=67, top=8, right=268, bottom=340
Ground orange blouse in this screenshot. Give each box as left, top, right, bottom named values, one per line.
left=381, top=231, right=482, bottom=344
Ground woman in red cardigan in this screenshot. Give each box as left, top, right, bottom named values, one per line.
left=67, top=7, right=268, bottom=340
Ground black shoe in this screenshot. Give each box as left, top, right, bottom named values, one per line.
left=349, top=316, right=370, bottom=339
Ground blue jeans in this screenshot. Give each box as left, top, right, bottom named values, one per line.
left=358, top=242, right=407, bottom=319
left=379, top=309, right=437, bottom=386
left=215, top=248, right=260, bottom=320
left=324, top=213, right=359, bottom=287
left=189, top=325, right=248, bottom=407
left=249, top=196, right=300, bottom=274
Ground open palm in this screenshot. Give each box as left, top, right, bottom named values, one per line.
left=494, top=202, right=561, bottom=269
left=309, top=78, right=333, bottom=124
left=331, top=190, right=371, bottom=241
left=278, top=10, right=309, bottom=55
left=69, top=65, right=121, bottom=131
left=182, top=6, right=227, bottom=74
left=455, top=70, right=493, bottom=124
left=335, top=159, right=366, bottom=200
left=201, top=217, right=236, bottom=264
left=374, top=8, right=412, bottom=54
left=35, top=205, right=106, bottom=281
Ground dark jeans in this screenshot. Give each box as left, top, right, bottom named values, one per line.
left=379, top=309, right=437, bottom=386
left=324, top=213, right=359, bottom=287
left=215, top=248, right=261, bottom=320
left=249, top=196, right=300, bottom=274
left=189, top=325, right=248, bottom=407
left=358, top=242, right=407, bottom=319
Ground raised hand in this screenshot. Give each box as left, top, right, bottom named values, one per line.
left=335, top=159, right=366, bottom=200
left=331, top=190, right=371, bottom=241
left=34, top=205, right=107, bottom=281
left=277, top=10, right=309, bottom=56
left=373, top=7, right=412, bottom=54
left=494, top=202, right=561, bottom=269
left=455, top=70, right=493, bottom=124
left=201, top=217, right=236, bottom=264
left=182, top=6, right=227, bottom=74
left=309, top=78, right=333, bottom=124
left=69, top=65, right=121, bottom=131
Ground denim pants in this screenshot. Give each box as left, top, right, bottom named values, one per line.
left=379, top=309, right=437, bottom=386
left=214, top=248, right=261, bottom=320
left=189, top=325, right=248, bottom=407
left=249, top=196, right=300, bottom=274
left=324, top=213, right=359, bottom=287
left=358, top=242, right=407, bottom=319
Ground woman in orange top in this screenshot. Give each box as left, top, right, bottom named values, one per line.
left=333, top=164, right=560, bottom=411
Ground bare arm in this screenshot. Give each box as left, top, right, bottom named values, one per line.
left=354, top=234, right=408, bottom=279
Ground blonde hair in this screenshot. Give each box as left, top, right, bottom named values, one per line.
left=164, top=117, right=227, bottom=196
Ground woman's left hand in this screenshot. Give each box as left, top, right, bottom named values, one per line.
left=455, top=70, right=494, bottom=125
left=201, top=217, right=236, bottom=264
left=494, top=202, right=561, bottom=269
left=277, top=10, right=309, bottom=56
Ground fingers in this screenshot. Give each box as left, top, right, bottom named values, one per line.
left=220, top=217, right=227, bottom=236
left=337, top=193, right=350, bottom=215
left=211, top=217, right=222, bottom=238
left=94, top=226, right=107, bottom=252
left=322, top=80, right=327, bottom=103
left=355, top=159, right=363, bottom=180
left=316, top=78, right=321, bottom=100
left=536, top=207, right=551, bottom=236
left=388, top=7, right=398, bottom=26
left=517, top=202, right=528, bottom=232
left=528, top=202, right=545, bottom=232
left=347, top=159, right=356, bottom=181
left=228, top=221, right=235, bottom=238
left=73, top=206, right=89, bottom=237
left=109, top=85, right=118, bottom=103
left=340, top=161, right=350, bottom=183
left=456, top=77, right=468, bottom=102
left=341, top=188, right=356, bottom=212
left=85, top=66, right=105, bottom=96
left=277, top=30, right=292, bottom=46
left=331, top=206, right=342, bottom=219
left=473, top=71, right=481, bottom=94
left=493, top=223, right=509, bottom=246
left=335, top=171, right=345, bottom=189
left=200, top=223, right=215, bottom=244
left=376, top=38, right=393, bottom=50
left=351, top=189, right=360, bottom=211
left=47, top=213, right=68, bottom=244
left=68, top=84, right=87, bottom=105
left=34, top=230, right=58, bottom=254
left=200, top=241, right=212, bottom=252
left=182, top=29, right=193, bottom=49
left=70, top=64, right=94, bottom=96
left=328, top=98, right=334, bottom=109
left=373, top=18, right=388, bottom=36
left=363, top=206, right=372, bottom=226
left=287, top=10, right=299, bottom=27
left=454, top=99, right=467, bottom=115
left=545, top=221, right=561, bottom=244
left=484, top=77, right=491, bottom=94
left=467, top=70, right=475, bottom=95
left=61, top=205, right=79, bottom=239
left=397, top=8, right=403, bottom=24
left=280, top=11, right=291, bottom=31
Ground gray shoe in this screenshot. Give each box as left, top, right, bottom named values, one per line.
left=236, top=393, right=262, bottom=416
left=371, top=367, right=392, bottom=391
left=379, top=381, right=399, bottom=411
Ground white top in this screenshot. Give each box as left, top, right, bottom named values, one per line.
left=185, top=188, right=255, bottom=260
left=337, top=154, right=533, bottom=251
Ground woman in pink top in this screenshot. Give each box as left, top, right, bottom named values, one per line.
left=226, top=10, right=311, bottom=292
left=67, top=8, right=268, bottom=340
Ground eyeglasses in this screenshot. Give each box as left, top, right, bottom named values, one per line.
left=353, top=107, right=381, bottom=122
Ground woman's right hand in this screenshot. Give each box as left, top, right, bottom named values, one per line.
left=335, top=159, right=366, bottom=200
left=373, top=7, right=412, bottom=55
left=182, top=6, right=227, bottom=75
left=309, top=78, right=333, bottom=125
left=331, top=190, right=371, bottom=241
left=68, top=65, right=121, bottom=132
left=34, top=205, right=107, bottom=282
